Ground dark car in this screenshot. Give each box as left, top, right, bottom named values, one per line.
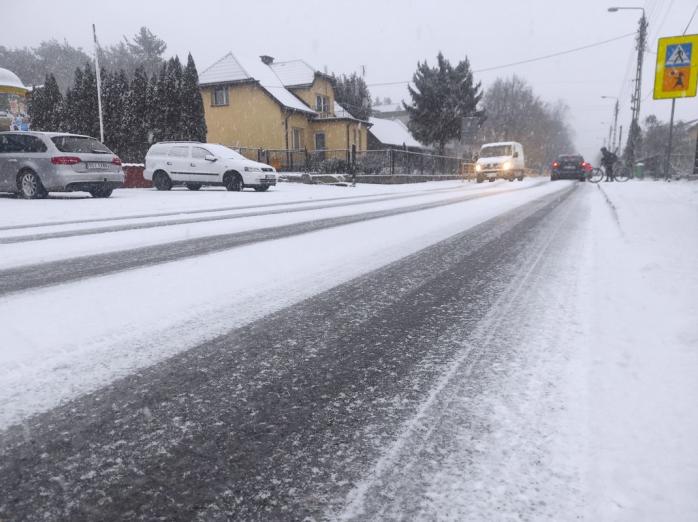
left=551, top=154, right=590, bottom=181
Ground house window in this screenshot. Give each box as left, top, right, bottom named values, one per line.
left=314, top=132, right=326, bottom=150
left=315, top=94, right=329, bottom=113
left=292, top=128, right=304, bottom=150
left=212, top=86, right=229, bottom=106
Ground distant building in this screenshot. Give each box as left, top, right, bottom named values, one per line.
left=199, top=54, right=369, bottom=153
left=367, top=117, right=428, bottom=153
left=372, top=100, right=409, bottom=125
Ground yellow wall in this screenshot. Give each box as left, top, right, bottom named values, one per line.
left=310, top=120, right=368, bottom=150
left=203, top=83, right=287, bottom=149
left=202, top=80, right=368, bottom=152
left=286, top=112, right=311, bottom=149
left=291, top=77, right=335, bottom=115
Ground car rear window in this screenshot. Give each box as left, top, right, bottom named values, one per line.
left=51, top=135, right=111, bottom=154
left=0, top=134, right=47, bottom=153
left=558, top=155, right=583, bottom=162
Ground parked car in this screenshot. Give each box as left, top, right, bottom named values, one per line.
left=551, top=154, right=589, bottom=181
left=0, top=131, right=124, bottom=198
left=144, top=142, right=278, bottom=192
left=475, top=141, right=525, bottom=183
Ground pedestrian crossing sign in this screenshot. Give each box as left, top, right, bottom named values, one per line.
left=654, top=34, right=698, bottom=99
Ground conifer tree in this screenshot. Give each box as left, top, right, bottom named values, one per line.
left=332, top=72, right=372, bottom=120
left=63, top=64, right=99, bottom=137
left=124, top=65, right=150, bottom=161
left=161, top=57, right=183, bottom=140
left=101, top=68, right=130, bottom=156
left=28, top=73, right=63, bottom=131
left=404, top=52, right=483, bottom=154
left=179, top=53, right=207, bottom=142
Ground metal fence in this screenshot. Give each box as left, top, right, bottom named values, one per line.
left=233, top=147, right=467, bottom=177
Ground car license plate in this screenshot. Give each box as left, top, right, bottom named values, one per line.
left=563, top=165, right=575, bottom=169
left=87, top=162, right=111, bottom=170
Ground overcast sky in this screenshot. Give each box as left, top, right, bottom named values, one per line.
left=3, top=0, right=697, bottom=159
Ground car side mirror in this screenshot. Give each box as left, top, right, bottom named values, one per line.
left=513, top=151, right=519, bottom=158
left=205, top=154, right=217, bottom=162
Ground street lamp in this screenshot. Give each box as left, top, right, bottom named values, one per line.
left=608, top=6, right=647, bottom=163
left=601, top=96, right=620, bottom=153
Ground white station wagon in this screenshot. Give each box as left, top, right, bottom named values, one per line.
left=144, top=141, right=278, bottom=192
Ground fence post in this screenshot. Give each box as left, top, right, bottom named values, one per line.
left=257, top=148, right=262, bottom=163
left=389, top=148, right=394, bottom=176
left=351, top=144, right=356, bottom=186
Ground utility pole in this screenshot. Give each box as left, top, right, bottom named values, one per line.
left=612, top=99, right=619, bottom=152
left=92, top=24, right=104, bottom=143
left=608, top=7, right=647, bottom=164
left=628, top=12, right=648, bottom=164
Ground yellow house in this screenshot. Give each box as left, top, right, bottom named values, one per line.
left=199, top=53, right=369, bottom=157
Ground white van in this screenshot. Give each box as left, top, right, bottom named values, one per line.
left=475, top=141, right=525, bottom=183
left=144, top=142, right=277, bottom=192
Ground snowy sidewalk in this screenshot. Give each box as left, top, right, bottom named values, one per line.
left=584, top=181, right=698, bottom=520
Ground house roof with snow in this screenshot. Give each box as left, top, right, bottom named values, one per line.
left=198, top=53, right=316, bottom=115
left=368, top=117, right=423, bottom=149
left=269, top=60, right=322, bottom=88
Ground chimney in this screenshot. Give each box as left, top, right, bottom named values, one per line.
left=260, top=55, right=274, bottom=65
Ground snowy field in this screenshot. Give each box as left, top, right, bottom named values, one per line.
left=1, top=178, right=697, bottom=519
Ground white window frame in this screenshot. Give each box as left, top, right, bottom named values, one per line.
left=212, top=86, right=229, bottom=107
left=292, top=128, right=304, bottom=150
left=315, top=94, right=329, bottom=113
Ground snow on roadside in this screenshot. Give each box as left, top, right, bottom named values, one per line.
left=336, top=180, right=698, bottom=520
left=0, top=180, right=529, bottom=269
left=0, top=180, right=469, bottom=227
left=584, top=181, right=698, bottom=520
left=0, top=181, right=570, bottom=430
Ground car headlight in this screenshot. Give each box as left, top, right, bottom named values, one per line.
left=502, top=161, right=512, bottom=170
left=244, top=166, right=261, bottom=172
left=475, top=164, right=482, bottom=172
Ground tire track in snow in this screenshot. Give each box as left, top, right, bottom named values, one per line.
left=0, top=181, right=549, bottom=297
left=0, top=185, right=576, bottom=521
left=0, top=183, right=480, bottom=241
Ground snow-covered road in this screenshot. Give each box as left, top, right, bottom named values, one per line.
left=0, top=179, right=696, bottom=521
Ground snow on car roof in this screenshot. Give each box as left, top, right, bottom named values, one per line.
left=481, top=141, right=520, bottom=147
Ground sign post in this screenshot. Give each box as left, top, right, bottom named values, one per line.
left=653, top=33, right=698, bottom=178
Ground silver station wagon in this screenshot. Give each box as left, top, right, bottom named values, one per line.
left=0, top=131, right=124, bottom=199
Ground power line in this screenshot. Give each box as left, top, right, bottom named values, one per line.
left=684, top=4, right=698, bottom=34
left=366, top=32, right=636, bottom=87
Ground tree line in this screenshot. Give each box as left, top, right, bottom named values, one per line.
left=402, top=54, right=575, bottom=168
left=1, top=27, right=167, bottom=92
left=3, top=27, right=206, bottom=163
left=28, top=54, right=206, bottom=163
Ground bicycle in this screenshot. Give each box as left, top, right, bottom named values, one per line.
left=588, top=161, right=631, bottom=183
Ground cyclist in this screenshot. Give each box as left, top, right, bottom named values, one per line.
left=600, top=147, right=617, bottom=182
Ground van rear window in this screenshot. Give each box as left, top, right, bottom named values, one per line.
left=52, top=136, right=111, bottom=154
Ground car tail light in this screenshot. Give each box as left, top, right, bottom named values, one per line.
left=552, top=161, right=559, bottom=168
left=112, top=157, right=122, bottom=166
left=51, top=156, right=81, bottom=165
